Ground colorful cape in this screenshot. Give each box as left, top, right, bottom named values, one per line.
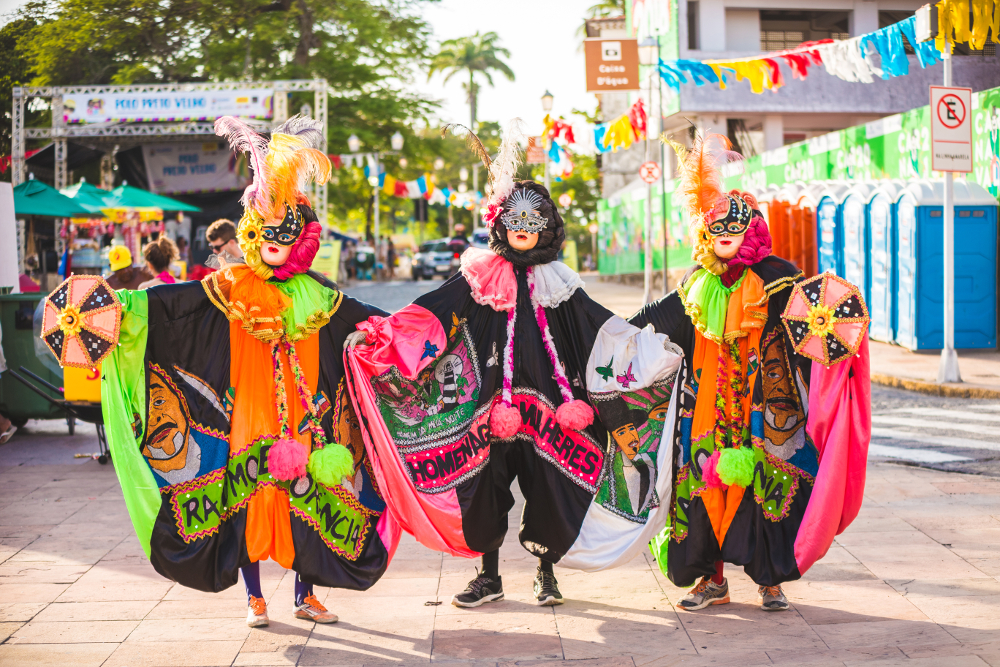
left=632, top=256, right=871, bottom=587
left=102, top=266, right=397, bottom=592
left=346, top=249, right=683, bottom=570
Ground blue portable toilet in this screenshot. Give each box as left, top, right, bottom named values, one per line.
left=841, top=183, right=877, bottom=304
left=815, top=183, right=850, bottom=276
left=895, top=180, right=998, bottom=351
left=866, top=182, right=907, bottom=343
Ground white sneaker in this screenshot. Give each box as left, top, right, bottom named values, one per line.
left=294, top=593, right=338, bottom=623
left=246, top=595, right=269, bottom=627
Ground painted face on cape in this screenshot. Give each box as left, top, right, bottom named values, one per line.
left=761, top=334, right=806, bottom=449
left=261, top=205, right=303, bottom=267
left=708, top=194, right=752, bottom=260
left=144, top=368, right=192, bottom=473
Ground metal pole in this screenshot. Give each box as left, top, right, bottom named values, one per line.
left=374, top=151, right=381, bottom=282
left=938, top=41, right=961, bottom=383
left=643, top=69, right=654, bottom=306
left=543, top=140, right=550, bottom=193
left=657, top=35, right=668, bottom=296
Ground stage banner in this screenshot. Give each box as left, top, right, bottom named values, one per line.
left=142, top=142, right=249, bottom=194
left=63, top=88, right=273, bottom=124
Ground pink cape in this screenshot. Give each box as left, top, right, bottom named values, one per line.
left=346, top=304, right=480, bottom=558
left=794, top=334, right=872, bottom=574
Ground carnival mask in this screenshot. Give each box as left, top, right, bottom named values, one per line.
left=707, top=194, right=752, bottom=237
left=500, top=189, right=548, bottom=234
left=260, top=205, right=303, bottom=266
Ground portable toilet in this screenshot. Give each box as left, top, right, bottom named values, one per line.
left=866, top=182, right=907, bottom=342
left=776, top=183, right=803, bottom=269
left=895, top=180, right=998, bottom=351
left=841, top=183, right=877, bottom=304
left=815, top=183, right=851, bottom=276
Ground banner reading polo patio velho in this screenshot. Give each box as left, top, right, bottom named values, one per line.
left=142, top=142, right=251, bottom=194
left=62, top=88, right=274, bottom=124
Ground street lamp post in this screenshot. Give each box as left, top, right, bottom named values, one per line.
left=638, top=37, right=659, bottom=305
left=541, top=90, right=554, bottom=193
left=348, top=132, right=404, bottom=282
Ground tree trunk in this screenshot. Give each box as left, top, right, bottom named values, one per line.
left=293, top=0, right=317, bottom=70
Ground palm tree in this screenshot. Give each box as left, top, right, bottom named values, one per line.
left=428, top=31, right=515, bottom=136
left=577, top=0, right=627, bottom=40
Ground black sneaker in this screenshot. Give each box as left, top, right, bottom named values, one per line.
left=533, top=567, right=564, bottom=606
left=452, top=570, right=504, bottom=608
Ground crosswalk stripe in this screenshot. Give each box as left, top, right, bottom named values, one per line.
left=890, top=408, right=1000, bottom=423
left=871, top=416, right=988, bottom=436
left=869, top=443, right=971, bottom=463
left=871, top=427, right=1000, bottom=452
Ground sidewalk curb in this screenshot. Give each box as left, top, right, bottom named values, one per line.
left=871, top=373, right=1000, bottom=399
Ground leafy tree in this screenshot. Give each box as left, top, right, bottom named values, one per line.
left=0, top=17, right=44, bottom=166
left=428, top=31, right=513, bottom=132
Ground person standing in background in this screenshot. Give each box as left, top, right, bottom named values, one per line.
left=138, top=237, right=179, bottom=289
left=105, top=246, right=155, bottom=291
left=205, top=219, right=242, bottom=258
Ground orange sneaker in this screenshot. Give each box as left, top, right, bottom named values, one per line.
left=246, top=595, right=269, bottom=628
left=294, top=593, right=338, bottom=623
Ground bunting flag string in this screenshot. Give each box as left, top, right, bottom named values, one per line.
left=653, top=11, right=971, bottom=96
left=594, top=99, right=647, bottom=154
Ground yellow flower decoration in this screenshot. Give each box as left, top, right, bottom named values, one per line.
left=57, top=304, right=84, bottom=337
left=806, top=303, right=835, bottom=339
left=236, top=216, right=265, bottom=253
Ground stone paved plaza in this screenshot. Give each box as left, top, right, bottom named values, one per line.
left=0, top=420, right=999, bottom=667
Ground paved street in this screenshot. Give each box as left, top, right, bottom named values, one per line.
left=0, top=278, right=998, bottom=666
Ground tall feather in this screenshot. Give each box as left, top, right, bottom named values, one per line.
left=488, top=119, right=525, bottom=206
left=215, top=116, right=271, bottom=212
left=272, top=114, right=325, bottom=150
left=672, top=132, right=743, bottom=225
left=441, top=123, right=492, bottom=171
left=265, top=134, right=332, bottom=220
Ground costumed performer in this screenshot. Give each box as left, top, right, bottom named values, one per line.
left=345, top=122, right=684, bottom=608
left=40, top=115, right=396, bottom=629
left=633, top=133, right=871, bottom=612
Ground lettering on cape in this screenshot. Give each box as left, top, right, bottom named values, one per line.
left=403, top=403, right=492, bottom=493
left=167, top=437, right=373, bottom=560
left=509, top=389, right=604, bottom=494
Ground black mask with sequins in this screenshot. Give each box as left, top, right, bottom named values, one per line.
left=707, top=194, right=753, bottom=237
left=262, top=205, right=304, bottom=246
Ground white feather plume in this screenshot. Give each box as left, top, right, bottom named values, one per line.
left=489, top=119, right=526, bottom=208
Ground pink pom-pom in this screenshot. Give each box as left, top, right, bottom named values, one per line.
left=273, top=221, right=322, bottom=280
left=555, top=399, right=594, bottom=431
left=702, top=450, right=725, bottom=488
left=268, top=438, right=309, bottom=481
left=490, top=402, right=521, bottom=439
left=732, top=216, right=772, bottom=267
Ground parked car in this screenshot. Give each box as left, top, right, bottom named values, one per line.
left=470, top=228, right=490, bottom=249
left=411, top=239, right=456, bottom=280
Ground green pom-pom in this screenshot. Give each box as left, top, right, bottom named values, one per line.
left=307, top=445, right=355, bottom=487
left=717, top=447, right=755, bottom=487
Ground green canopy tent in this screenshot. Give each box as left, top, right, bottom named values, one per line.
left=60, top=179, right=125, bottom=214
left=13, top=180, right=93, bottom=217
left=111, top=182, right=201, bottom=212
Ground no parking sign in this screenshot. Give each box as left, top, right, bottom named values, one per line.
left=930, top=86, right=973, bottom=173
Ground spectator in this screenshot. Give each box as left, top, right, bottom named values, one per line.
left=206, top=219, right=242, bottom=258
left=176, top=236, right=190, bottom=264
left=138, top=236, right=179, bottom=289
left=386, top=239, right=397, bottom=279
left=105, top=246, right=155, bottom=291
left=0, top=320, right=14, bottom=444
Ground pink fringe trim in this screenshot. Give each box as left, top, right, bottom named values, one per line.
left=269, top=438, right=309, bottom=481
left=273, top=221, right=322, bottom=281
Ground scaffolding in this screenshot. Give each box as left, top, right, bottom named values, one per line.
left=11, top=79, right=331, bottom=271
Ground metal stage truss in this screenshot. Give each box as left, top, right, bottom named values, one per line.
left=11, top=79, right=331, bottom=270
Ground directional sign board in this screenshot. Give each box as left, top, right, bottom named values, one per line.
left=639, top=161, right=661, bottom=184
left=930, top=86, right=973, bottom=173
left=584, top=39, right=640, bottom=93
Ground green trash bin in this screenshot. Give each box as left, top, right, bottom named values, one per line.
left=0, top=293, right=65, bottom=426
